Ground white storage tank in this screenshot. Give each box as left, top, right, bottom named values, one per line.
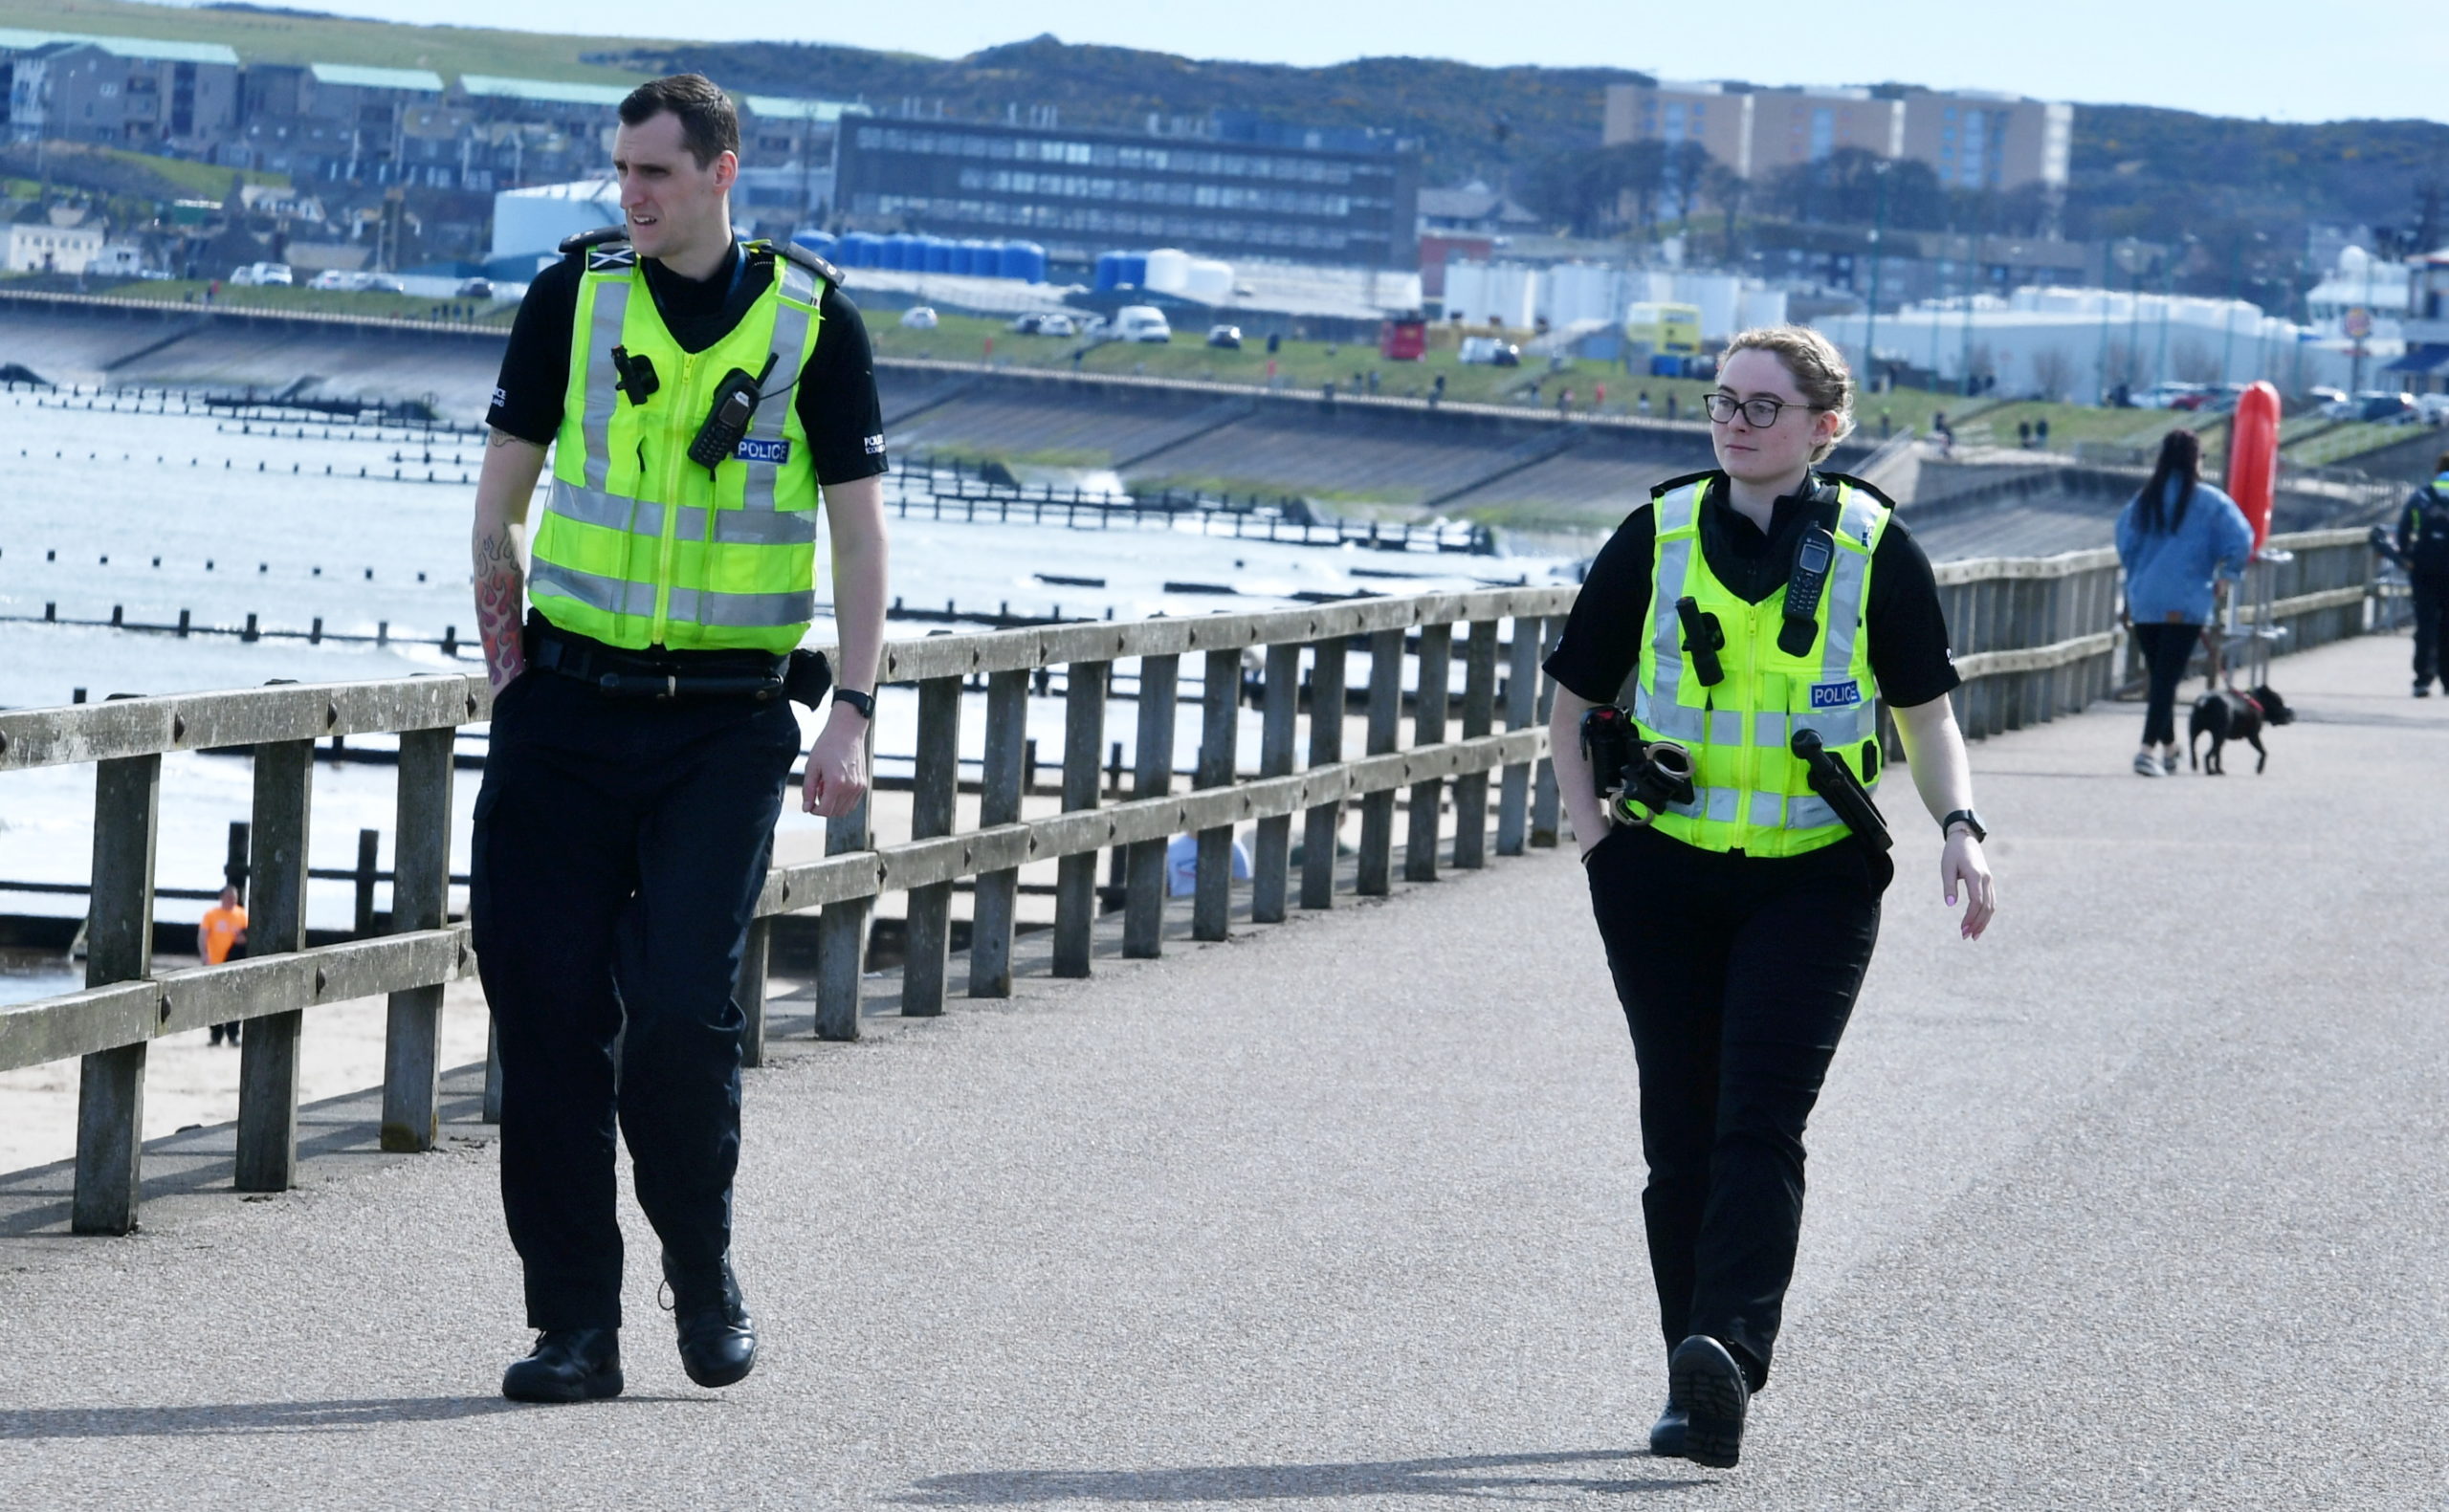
left=1143, top=247, right=1193, bottom=295
left=1183, top=258, right=1235, bottom=305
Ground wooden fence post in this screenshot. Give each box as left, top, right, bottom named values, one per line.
left=235, top=737, right=312, bottom=1192
left=1301, top=637, right=1347, bottom=909
left=1530, top=618, right=1563, bottom=847
left=1193, top=647, right=1241, bottom=941
left=1454, top=619, right=1499, bottom=868
left=1498, top=615, right=1539, bottom=856
left=902, top=675, right=962, bottom=1016
left=969, top=668, right=1029, bottom=997
left=1054, top=660, right=1109, bottom=976
left=1124, top=653, right=1180, bottom=957
left=1250, top=643, right=1300, bottom=924
left=352, top=827, right=380, bottom=937
left=1405, top=621, right=1452, bottom=883
left=71, top=753, right=160, bottom=1236
left=380, top=725, right=453, bottom=1151
left=1357, top=628, right=1403, bottom=894
left=815, top=718, right=873, bottom=1041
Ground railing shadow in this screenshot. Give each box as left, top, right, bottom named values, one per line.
left=0, top=1395, right=528, bottom=1438
left=894, top=1450, right=1708, bottom=1503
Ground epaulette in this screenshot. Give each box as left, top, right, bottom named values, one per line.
left=769, top=239, right=844, bottom=289
left=559, top=224, right=629, bottom=256
left=1647, top=468, right=1719, bottom=502
left=1816, top=470, right=1900, bottom=513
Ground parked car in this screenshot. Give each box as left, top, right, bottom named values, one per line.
left=1458, top=335, right=1521, bottom=366
left=899, top=305, right=939, bottom=330
left=308, top=269, right=354, bottom=291
left=364, top=274, right=406, bottom=295
left=2416, top=393, right=2449, bottom=425
left=1037, top=312, right=1075, bottom=337
left=455, top=277, right=496, bottom=300
left=230, top=262, right=293, bottom=287
left=2357, top=391, right=2420, bottom=425
left=1206, top=323, right=1243, bottom=349
left=2137, top=381, right=2207, bottom=409
left=1113, top=305, right=1172, bottom=343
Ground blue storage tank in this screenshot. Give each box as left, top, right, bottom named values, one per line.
left=920, top=237, right=956, bottom=274
left=1094, top=251, right=1126, bottom=292
left=873, top=234, right=906, bottom=271
left=949, top=240, right=982, bottom=276
left=836, top=231, right=880, bottom=268
left=1001, top=241, right=1047, bottom=283
left=791, top=230, right=838, bottom=260
left=1119, top=252, right=1147, bottom=288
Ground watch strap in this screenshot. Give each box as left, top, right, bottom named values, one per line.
left=833, top=687, right=875, bottom=720
left=1940, top=807, right=1986, bottom=841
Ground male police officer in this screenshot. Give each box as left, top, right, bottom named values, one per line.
left=2398, top=450, right=2449, bottom=696
left=469, top=74, right=889, bottom=1402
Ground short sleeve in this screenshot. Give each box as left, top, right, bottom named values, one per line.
left=1542, top=506, right=1656, bottom=704
left=1865, top=519, right=1961, bottom=709
left=487, top=258, right=579, bottom=446
left=794, top=286, right=889, bottom=486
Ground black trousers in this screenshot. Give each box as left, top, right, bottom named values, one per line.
left=1584, top=822, right=1886, bottom=1391
left=2413, top=573, right=2449, bottom=689
left=2132, top=622, right=2200, bottom=747
left=470, top=668, right=798, bottom=1330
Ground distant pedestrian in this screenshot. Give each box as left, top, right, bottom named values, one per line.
left=199, top=885, right=248, bottom=1046
left=2035, top=416, right=2051, bottom=449
left=1665, top=392, right=1677, bottom=421
left=2116, top=429, right=2253, bottom=775
left=1638, top=390, right=1652, bottom=417
left=1879, top=409, right=1892, bottom=439
left=2396, top=449, right=2449, bottom=696
left=1431, top=373, right=1446, bottom=404
left=1932, top=412, right=1953, bottom=458
left=2017, top=420, right=2032, bottom=449
left=1557, top=386, right=1573, bottom=415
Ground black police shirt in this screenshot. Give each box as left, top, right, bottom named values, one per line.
left=1544, top=471, right=1962, bottom=711
left=487, top=241, right=888, bottom=486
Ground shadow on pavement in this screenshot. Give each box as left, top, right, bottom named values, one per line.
left=895, top=1449, right=1709, bottom=1502
left=0, top=1395, right=528, bottom=1437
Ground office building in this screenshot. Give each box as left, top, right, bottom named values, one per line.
left=834, top=113, right=1421, bottom=270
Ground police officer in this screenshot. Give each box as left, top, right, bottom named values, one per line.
left=1545, top=326, right=1996, bottom=1469
left=468, top=74, right=890, bottom=1403
left=2396, top=450, right=2449, bottom=696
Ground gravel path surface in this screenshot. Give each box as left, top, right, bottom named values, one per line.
left=1, top=632, right=2441, bottom=1510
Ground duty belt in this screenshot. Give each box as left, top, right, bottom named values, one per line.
left=526, top=620, right=787, bottom=703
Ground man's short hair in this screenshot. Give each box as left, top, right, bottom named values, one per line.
left=618, top=74, right=739, bottom=169
left=2438, top=449, right=2449, bottom=474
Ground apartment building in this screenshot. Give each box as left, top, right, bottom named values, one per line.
left=1, top=33, right=240, bottom=152
left=1603, top=77, right=2070, bottom=194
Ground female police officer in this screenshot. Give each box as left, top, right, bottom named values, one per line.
left=1544, top=326, right=1996, bottom=1468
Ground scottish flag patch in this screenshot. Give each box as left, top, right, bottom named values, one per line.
left=735, top=438, right=791, bottom=464
left=1809, top=681, right=1863, bottom=710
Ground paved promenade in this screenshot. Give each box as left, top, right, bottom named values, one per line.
left=1, top=632, right=2442, bottom=1510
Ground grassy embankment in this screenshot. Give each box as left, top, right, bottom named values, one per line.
left=0, top=0, right=656, bottom=84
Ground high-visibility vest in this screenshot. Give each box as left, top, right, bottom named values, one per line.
left=1628, top=471, right=1891, bottom=858
left=527, top=237, right=829, bottom=653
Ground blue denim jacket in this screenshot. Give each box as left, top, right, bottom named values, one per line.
left=2116, top=479, right=2255, bottom=625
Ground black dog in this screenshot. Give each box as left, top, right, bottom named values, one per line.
left=2189, top=685, right=2294, bottom=774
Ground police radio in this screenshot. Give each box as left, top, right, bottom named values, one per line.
left=1779, top=524, right=1837, bottom=656
left=686, top=351, right=780, bottom=474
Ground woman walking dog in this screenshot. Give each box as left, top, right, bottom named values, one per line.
left=1545, top=326, right=1996, bottom=1469
left=2115, top=430, right=2254, bottom=776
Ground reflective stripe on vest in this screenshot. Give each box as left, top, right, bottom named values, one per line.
left=530, top=244, right=826, bottom=653
left=1629, top=476, right=1889, bottom=857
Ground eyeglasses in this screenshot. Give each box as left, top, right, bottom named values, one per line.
left=1704, top=392, right=1821, bottom=427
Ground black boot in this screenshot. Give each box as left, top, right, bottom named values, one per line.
left=1648, top=1402, right=1689, bottom=1457
left=664, top=1252, right=757, bottom=1389
left=501, top=1327, right=623, bottom=1403
left=1667, top=1335, right=1750, bottom=1469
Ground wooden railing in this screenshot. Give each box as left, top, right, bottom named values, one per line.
left=0, top=530, right=2390, bottom=1233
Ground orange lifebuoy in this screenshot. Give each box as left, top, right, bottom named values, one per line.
left=2226, top=381, right=2281, bottom=551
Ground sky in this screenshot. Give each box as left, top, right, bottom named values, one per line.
left=202, top=0, right=2449, bottom=126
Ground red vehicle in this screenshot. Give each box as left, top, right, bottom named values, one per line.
left=1379, top=313, right=1427, bottom=362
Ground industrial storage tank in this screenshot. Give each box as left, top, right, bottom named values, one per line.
left=920, top=237, right=957, bottom=273
left=959, top=240, right=998, bottom=276
left=835, top=230, right=881, bottom=268
left=791, top=230, right=839, bottom=262
left=1001, top=241, right=1048, bottom=283
left=1183, top=257, right=1234, bottom=305
left=876, top=234, right=916, bottom=271
left=1143, top=247, right=1192, bottom=295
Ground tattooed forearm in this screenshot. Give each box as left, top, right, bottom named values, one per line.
left=474, top=527, right=525, bottom=689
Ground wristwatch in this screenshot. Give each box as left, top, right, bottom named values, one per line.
left=832, top=687, right=875, bottom=721
left=1939, top=807, right=1988, bottom=842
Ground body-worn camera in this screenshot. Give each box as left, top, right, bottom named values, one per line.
left=1580, top=705, right=1697, bottom=827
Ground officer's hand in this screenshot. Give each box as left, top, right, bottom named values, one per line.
left=1942, top=830, right=1996, bottom=940
left=803, top=713, right=869, bottom=819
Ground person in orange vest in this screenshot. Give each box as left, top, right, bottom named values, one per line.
left=199, top=885, right=248, bottom=1045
